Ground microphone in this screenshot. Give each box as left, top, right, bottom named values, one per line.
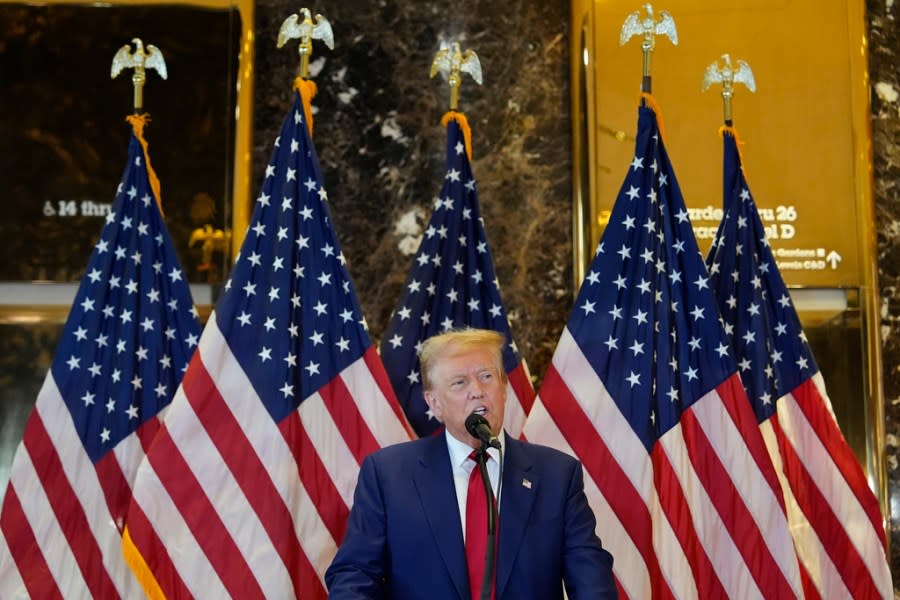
left=465, top=413, right=501, bottom=450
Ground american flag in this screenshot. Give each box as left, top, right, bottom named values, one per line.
left=706, top=128, right=892, bottom=598
left=122, top=82, right=413, bottom=599
left=523, top=102, right=805, bottom=598
left=379, top=114, right=534, bottom=438
left=0, top=117, right=200, bottom=598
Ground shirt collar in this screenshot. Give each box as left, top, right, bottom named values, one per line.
left=444, top=429, right=504, bottom=468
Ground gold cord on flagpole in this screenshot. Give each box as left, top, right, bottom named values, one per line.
left=111, top=39, right=166, bottom=215
left=441, top=111, right=473, bottom=161
left=430, top=41, right=483, bottom=112
left=293, top=77, right=318, bottom=138
left=719, top=125, right=749, bottom=177
left=638, top=92, right=669, bottom=148
left=125, top=114, right=164, bottom=215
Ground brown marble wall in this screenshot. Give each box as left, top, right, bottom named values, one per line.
left=869, top=0, right=900, bottom=582
left=252, top=0, right=573, bottom=387
left=253, top=0, right=900, bottom=585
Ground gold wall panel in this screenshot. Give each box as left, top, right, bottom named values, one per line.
left=0, top=0, right=254, bottom=283
left=573, top=0, right=872, bottom=289
left=571, top=0, right=886, bottom=513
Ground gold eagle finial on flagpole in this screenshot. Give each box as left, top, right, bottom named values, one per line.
left=619, top=3, right=678, bottom=95
left=277, top=7, right=334, bottom=79
left=430, top=41, right=482, bottom=111
left=111, top=38, right=167, bottom=114
left=702, top=54, right=757, bottom=124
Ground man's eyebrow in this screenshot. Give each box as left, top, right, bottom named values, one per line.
left=444, top=366, right=493, bottom=377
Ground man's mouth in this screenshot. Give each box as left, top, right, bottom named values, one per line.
left=472, top=406, right=487, bottom=416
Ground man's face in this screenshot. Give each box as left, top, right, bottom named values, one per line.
left=423, top=344, right=507, bottom=448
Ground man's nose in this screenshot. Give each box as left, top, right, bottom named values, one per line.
left=468, top=378, right=486, bottom=398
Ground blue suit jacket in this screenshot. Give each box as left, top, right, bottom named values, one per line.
left=325, top=434, right=617, bottom=599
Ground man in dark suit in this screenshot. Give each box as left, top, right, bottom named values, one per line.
left=325, top=329, right=617, bottom=599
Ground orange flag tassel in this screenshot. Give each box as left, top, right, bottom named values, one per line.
left=639, top=93, right=670, bottom=149
left=440, top=111, right=473, bottom=161
left=125, top=114, right=164, bottom=216
left=294, top=77, right=318, bottom=138
left=719, top=124, right=749, bottom=177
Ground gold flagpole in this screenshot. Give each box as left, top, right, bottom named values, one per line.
left=619, top=3, right=678, bottom=97
left=277, top=7, right=334, bottom=80
left=110, top=38, right=166, bottom=213
left=702, top=54, right=757, bottom=126
left=430, top=40, right=483, bottom=112
left=110, top=37, right=168, bottom=115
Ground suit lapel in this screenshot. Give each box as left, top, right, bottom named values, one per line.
left=496, top=438, right=537, bottom=598
left=413, top=436, right=469, bottom=600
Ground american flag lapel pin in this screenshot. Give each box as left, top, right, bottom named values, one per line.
left=522, top=478, right=532, bottom=489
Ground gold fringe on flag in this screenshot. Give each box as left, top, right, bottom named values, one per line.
left=294, top=77, right=318, bottom=138
left=121, top=526, right=166, bottom=600
left=639, top=92, right=669, bottom=149
left=719, top=124, right=749, bottom=177
left=440, top=111, right=472, bottom=161
left=125, top=113, right=164, bottom=216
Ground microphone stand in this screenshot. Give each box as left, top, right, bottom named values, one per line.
left=474, top=444, right=498, bottom=600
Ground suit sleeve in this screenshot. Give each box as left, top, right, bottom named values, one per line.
left=324, top=453, right=387, bottom=599
left=562, top=460, right=618, bottom=599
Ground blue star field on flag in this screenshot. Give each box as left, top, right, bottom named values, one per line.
left=214, top=90, right=374, bottom=422
left=53, top=132, right=201, bottom=463
left=380, top=117, right=526, bottom=437
left=568, top=105, right=737, bottom=451
left=706, top=131, right=818, bottom=422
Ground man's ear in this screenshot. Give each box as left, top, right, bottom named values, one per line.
left=423, top=390, right=442, bottom=421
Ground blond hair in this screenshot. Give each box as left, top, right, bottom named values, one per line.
left=418, top=328, right=506, bottom=391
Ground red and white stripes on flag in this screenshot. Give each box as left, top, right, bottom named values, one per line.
left=124, top=318, right=412, bottom=598
left=525, top=329, right=804, bottom=599
left=0, top=117, right=201, bottom=599
left=763, top=375, right=892, bottom=598
left=0, top=376, right=151, bottom=599
left=707, top=128, right=892, bottom=598
left=504, top=363, right=535, bottom=438
left=123, top=81, right=414, bottom=599
left=524, top=102, right=804, bottom=598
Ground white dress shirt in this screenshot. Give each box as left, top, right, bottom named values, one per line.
left=444, top=430, right=503, bottom=541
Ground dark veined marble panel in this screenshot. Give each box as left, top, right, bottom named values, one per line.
left=867, top=0, right=900, bottom=581
left=253, top=0, right=572, bottom=388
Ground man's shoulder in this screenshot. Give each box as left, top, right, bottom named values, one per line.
left=365, top=435, right=440, bottom=463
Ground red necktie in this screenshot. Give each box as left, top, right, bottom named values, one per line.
left=466, top=452, right=495, bottom=600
